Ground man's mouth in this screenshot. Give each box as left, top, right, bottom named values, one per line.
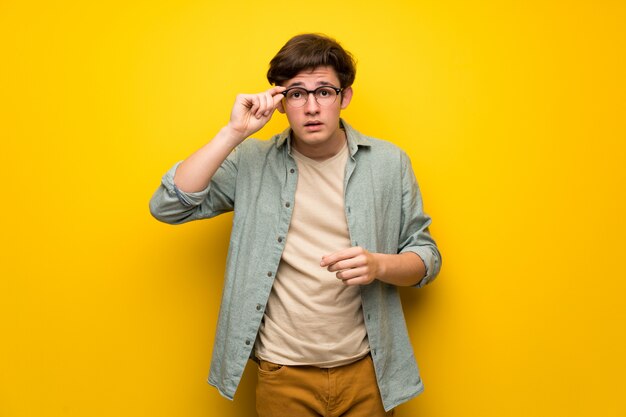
left=304, top=120, right=323, bottom=127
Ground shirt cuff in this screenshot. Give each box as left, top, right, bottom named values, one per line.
left=162, top=161, right=211, bottom=207
left=401, top=246, right=440, bottom=288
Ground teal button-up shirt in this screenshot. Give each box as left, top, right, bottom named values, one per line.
left=149, top=120, right=441, bottom=411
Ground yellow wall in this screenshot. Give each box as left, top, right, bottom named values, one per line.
left=1, top=1, right=625, bottom=416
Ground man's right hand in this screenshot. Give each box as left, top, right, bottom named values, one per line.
left=173, top=86, right=286, bottom=193
left=226, top=86, right=286, bottom=142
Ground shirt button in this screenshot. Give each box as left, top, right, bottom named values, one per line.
left=245, top=340, right=251, bottom=346
left=367, top=314, right=371, bottom=321
left=256, top=304, right=262, bottom=311
left=373, top=349, right=377, bottom=356
left=290, top=168, right=295, bottom=174
left=285, top=202, right=291, bottom=208
left=278, top=237, right=283, bottom=243
left=267, top=271, right=273, bottom=277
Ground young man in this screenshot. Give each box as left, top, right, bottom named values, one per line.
left=150, top=34, right=441, bottom=416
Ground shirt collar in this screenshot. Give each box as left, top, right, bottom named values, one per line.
left=276, top=119, right=372, bottom=157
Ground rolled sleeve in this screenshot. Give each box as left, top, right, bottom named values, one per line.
left=149, top=148, right=238, bottom=224
left=166, top=163, right=211, bottom=207
left=398, top=152, right=442, bottom=287
left=400, top=245, right=441, bottom=287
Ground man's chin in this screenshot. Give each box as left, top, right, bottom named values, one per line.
left=293, top=130, right=328, bottom=144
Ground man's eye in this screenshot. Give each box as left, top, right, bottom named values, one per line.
left=288, top=90, right=304, bottom=99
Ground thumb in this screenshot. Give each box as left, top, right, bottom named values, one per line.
left=270, top=86, right=286, bottom=105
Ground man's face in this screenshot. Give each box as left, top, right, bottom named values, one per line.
left=277, top=66, right=353, bottom=158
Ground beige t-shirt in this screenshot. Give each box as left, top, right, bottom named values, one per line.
left=255, top=141, right=370, bottom=367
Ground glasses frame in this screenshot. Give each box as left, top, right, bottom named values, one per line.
left=280, top=85, right=343, bottom=108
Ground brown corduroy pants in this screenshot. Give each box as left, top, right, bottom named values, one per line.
left=255, top=354, right=394, bottom=417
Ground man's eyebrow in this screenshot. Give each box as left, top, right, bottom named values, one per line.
left=285, top=80, right=337, bottom=88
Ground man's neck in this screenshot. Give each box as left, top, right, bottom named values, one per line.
left=291, top=128, right=347, bottom=161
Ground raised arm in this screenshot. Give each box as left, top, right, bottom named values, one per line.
left=150, top=86, right=286, bottom=224
left=174, top=86, right=286, bottom=192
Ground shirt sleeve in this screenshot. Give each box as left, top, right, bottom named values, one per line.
left=397, top=151, right=442, bottom=287
left=149, top=147, right=239, bottom=224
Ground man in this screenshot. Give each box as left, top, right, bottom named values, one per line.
left=150, top=33, right=441, bottom=417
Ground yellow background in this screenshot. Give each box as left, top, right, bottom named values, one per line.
left=1, top=1, right=625, bottom=416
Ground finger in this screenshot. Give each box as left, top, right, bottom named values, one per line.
left=336, top=266, right=368, bottom=281
left=272, top=90, right=285, bottom=107
left=262, top=91, right=275, bottom=117
left=326, top=255, right=366, bottom=273
left=268, top=85, right=287, bottom=96
left=248, top=95, right=261, bottom=116
left=256, top=93, right=268, bottom=118
left=271, top=86, right=286, bottom=107
left=341, top=275, right=370, bottom=286
left=321, top=246, right=363, bottom=267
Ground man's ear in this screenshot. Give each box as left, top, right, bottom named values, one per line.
left=277, top=99, right=286, bottom=114
left=340, top=86, right=353, bottom=109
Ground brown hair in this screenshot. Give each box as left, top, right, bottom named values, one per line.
left=267, top=33, right=356, bottom=88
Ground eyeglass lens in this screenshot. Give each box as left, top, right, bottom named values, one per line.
left=284, top=87, right=339, bottom=107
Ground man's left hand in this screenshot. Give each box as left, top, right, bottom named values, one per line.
left=320, top=247, right=380, bottom=286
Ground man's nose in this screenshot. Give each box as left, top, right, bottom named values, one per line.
left=304, top=93, right=320, bottom=113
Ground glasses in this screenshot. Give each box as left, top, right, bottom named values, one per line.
left=281, top=86, right=343, bottom=108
